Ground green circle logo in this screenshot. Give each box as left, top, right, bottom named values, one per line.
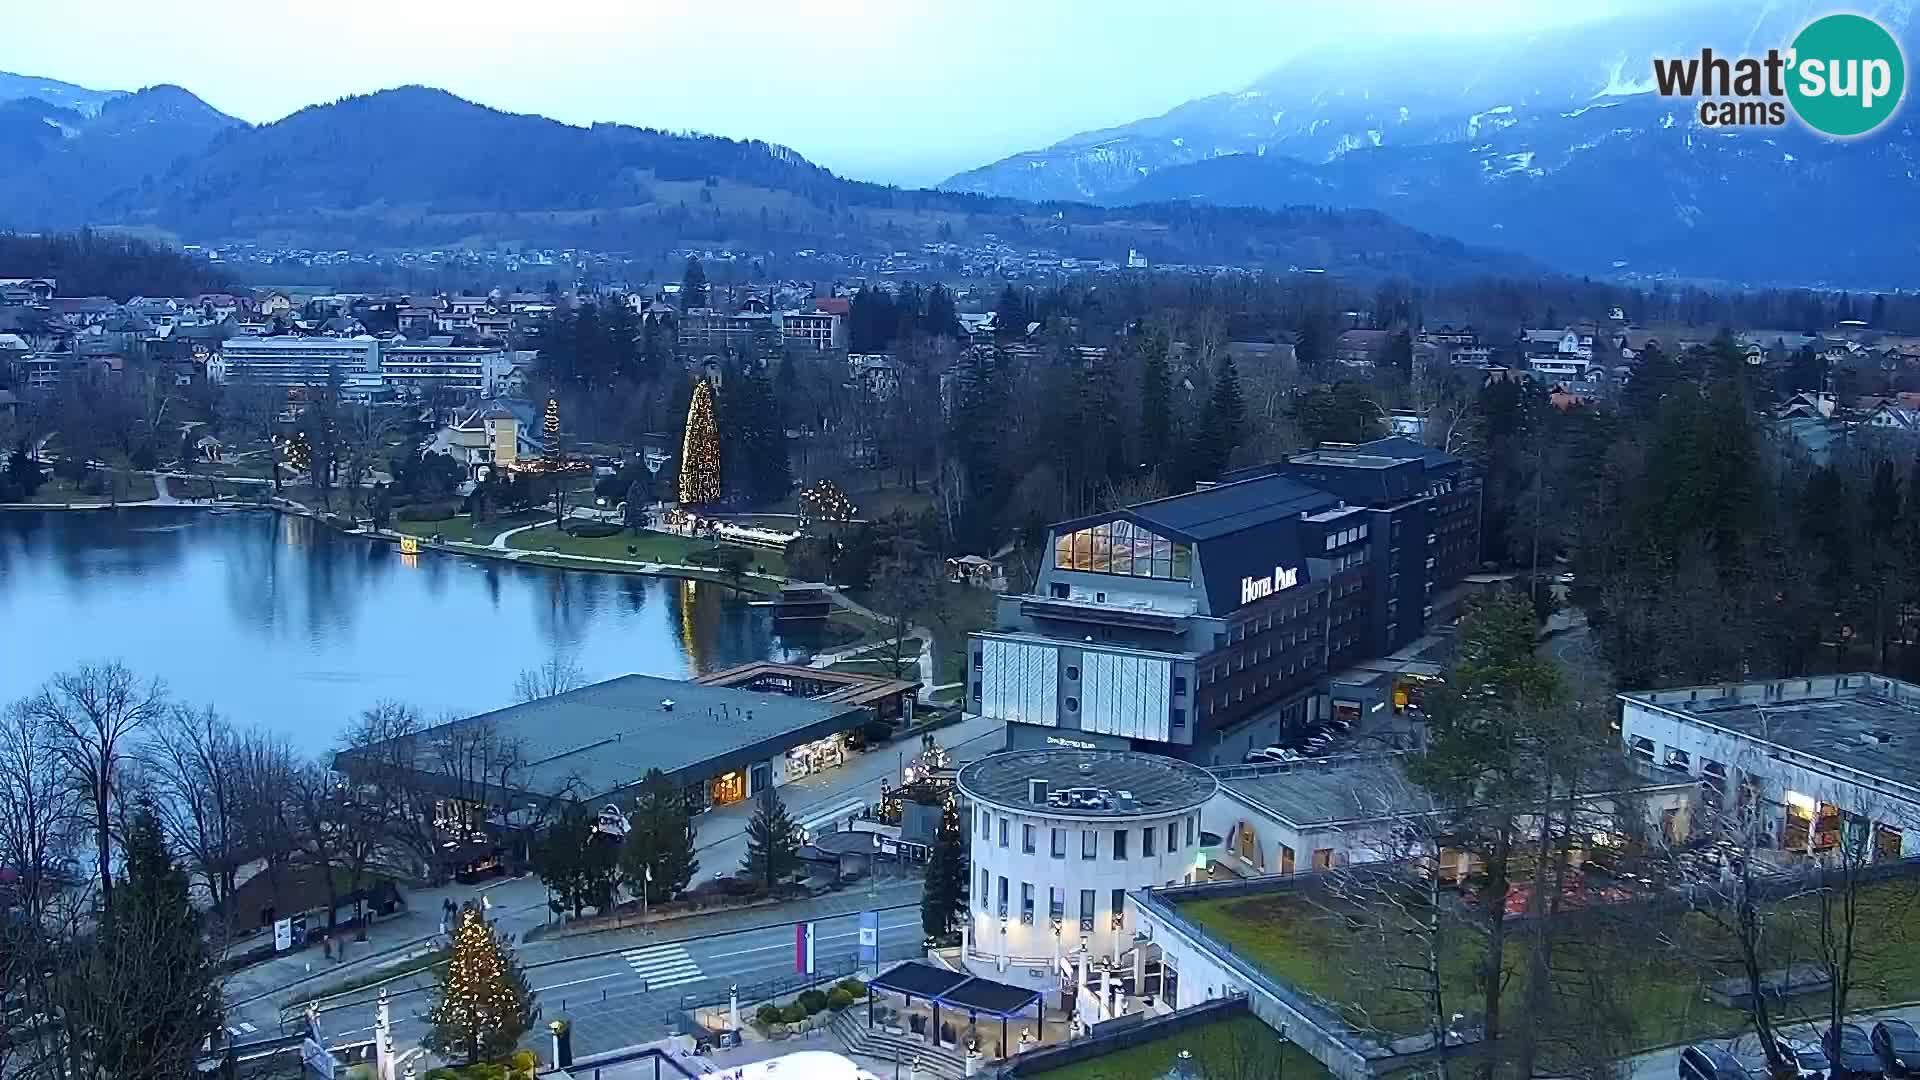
left=1787, top=14, right=1906, bottom=136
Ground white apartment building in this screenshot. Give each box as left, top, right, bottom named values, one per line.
left=380, top=339, right=511, bottom=397
left=212, top=336, right=380, bottom=386
left=1619, top=674, right=1920, bottom=860
left=778, top=311, right=845, bottom=351
left=957, top=748, right=1217, bottom=989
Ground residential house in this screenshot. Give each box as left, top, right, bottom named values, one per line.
left=847, top=353, right=899, bottom=399
left=431, top=402, right=530, bottom=480
left=0, top=278, right=56, bottom=305
left=1333, top=328, right=1390, bottom=365
left=1521, top=327, right=1595, bottom=381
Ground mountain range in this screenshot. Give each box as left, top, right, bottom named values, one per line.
left=943, top=1, right=1920, bottom=288
left=0, top=75, right=1528, bottom=283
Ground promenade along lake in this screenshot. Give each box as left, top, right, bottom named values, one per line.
left=0, top=508, right=804, bottom=757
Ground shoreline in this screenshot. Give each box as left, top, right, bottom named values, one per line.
left=0, top=494, right=785, bottom=597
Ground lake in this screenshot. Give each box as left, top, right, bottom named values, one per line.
left=0, top=508, right=805, bottom=759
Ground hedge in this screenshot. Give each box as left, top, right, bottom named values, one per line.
left=798, top=989, right=829, bottom=1015
left=757, top=1004, right=784, bottom=1026
left=827, top=987, right=854, bottom=1010
left=395, top=502, right=458, bottom=522
left=565, top=521, right=622, bottom=538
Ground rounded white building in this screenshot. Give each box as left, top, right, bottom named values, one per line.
left=957, top=748, right=1217, bottom=983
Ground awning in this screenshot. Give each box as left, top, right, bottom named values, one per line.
left=869, top=961, right=1043, bottom=1019
left=870, top=962, right=970, bottom=1000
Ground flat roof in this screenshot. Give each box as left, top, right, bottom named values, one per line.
left=1220, top=755, right=1435, bottom=828
left=1622, top=674, right=1920, bottom=794
left=694, top=661, right=919, bottom=708
left=957, top=748, right=1216, bottom=818
left=337, top=674, right=867, bottom=801
left=1218, top=753, right=1696, bottom=829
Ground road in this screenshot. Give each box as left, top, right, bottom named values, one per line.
left=276, top=908, right=927, bottom=1059
left=1625, top=1004, right=1920, bottom=1080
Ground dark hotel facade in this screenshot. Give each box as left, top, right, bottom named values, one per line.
left=967, top=437, right=1480, bottom=765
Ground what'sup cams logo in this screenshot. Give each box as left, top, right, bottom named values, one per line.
left=1652, top=13, right=1906, bottom=136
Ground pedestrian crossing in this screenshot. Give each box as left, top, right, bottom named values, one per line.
left=620, top=942, right=705, bottom=990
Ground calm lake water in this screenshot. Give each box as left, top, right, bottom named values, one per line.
left=0, top=508, right=803, bottom=758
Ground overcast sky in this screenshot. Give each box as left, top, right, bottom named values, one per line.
left=2, top=1, right=1641, bottom=187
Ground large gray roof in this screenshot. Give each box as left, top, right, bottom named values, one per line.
left=957, top=748, right=1216, bottom=818
left=343, top=674, right=867, bottom=802
left=1623, top=675, right=1920, bottom=795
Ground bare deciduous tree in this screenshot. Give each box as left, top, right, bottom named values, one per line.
left=23, top=663, right=168, bottom=913
left=143, top=704, right=247, bottom=917
left=514, top=654, right=585, bottom=703
left=0, top=700, right=86, bottom=1078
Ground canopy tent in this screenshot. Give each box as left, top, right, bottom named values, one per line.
left=866, top=962, right=1046, bottom=1057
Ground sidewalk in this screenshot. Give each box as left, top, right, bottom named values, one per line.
left=223, top=874, right=552, bottom=1008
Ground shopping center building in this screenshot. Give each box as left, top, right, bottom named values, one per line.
left=1618, top=673, right=1920, bottom=860
left=967, top=436, right=1479, bottom=765
left=333, top=673, right=874, bottom=815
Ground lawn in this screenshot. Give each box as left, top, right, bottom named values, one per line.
left=1178, top=877, right=1920, bottom=1061
left=506, top=525, right=787, bottom=577
left=1033, top=1014, right=1324, bottom=1080
left=27, top=471, right=158, bottom=504
left=391, top=510, right=544, bottom=546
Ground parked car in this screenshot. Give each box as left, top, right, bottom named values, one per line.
left=1244, top=747, right=1297, bottom=764
left=1826, top=1024, right=1883, bottom=1080
left=1872, top=1020, right=1920, bottom=1076
left=1775, top=1036, right=1831, bottom=1080
left=1680, top=1044, right=1751, bottom=1080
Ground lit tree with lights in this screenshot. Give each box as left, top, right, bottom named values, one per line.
left=541, top=397, right=562, bottom=465
left=798, top=479, right=857, bottom=525
left=424, top=902, right=539, bottom=1066
left=678, top=379, right=721, bottom=506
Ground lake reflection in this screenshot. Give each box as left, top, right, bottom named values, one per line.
left=0, top=509, right=803, bottom=756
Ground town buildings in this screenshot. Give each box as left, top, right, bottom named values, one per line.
left=967, top=436, right=1479, bottom=764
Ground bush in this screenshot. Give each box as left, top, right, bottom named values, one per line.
left=757, top=1004, right=783, bottom=1026
left=798, top=989, right=829, bottom=1015
left=827, top=987, right=853, bottom=1010
left=781, top=1001, right=809, bottom=1023
left=687, top=545, right=753, bottom=573
left=509, top=1049, right=538, bottom=1077
left=395, top=502, right=457, bottom=522
left=862, top=719, right=893, bottom=745
left=566, top=521, right=622, bottom=538
left=835, top=978, right=868, bottom=999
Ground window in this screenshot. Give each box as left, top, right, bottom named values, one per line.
left=998, top=818, right=1008, bottom=848
left=1021, top=882, right=1035, bottom=924
left=1080, top=889, right=1096, bottom=932
left=980, top=809, right=989, bottom=838
left=1142, top=827, right=1156, bottom=857
left=980, top=867, right=990, bottom=910
left=1082, top=830, right=1097, bottom=860
left=1312, top=848, right=1335, bottom=871
left=1065, top=666, right=1079, bottom=681
left=1064, top=697, right=1079, bottom=713
left=1111, top=888, right=1127, bottom=929
left=1168, top=822, right=1180, bottom=851
left=972, top=650, right=983, bottom=670
left=1049, top=886, right=1065, bottom=923
left=997, top=876, right=1008, bottom=917
left=1172, top=707, right=1186, bottom=730
left=1022, top=823, right=1036, bottom=854
left=1187, top=816, right=1197, bottom=846
left=1054, top=520, right=1192, bottom=580
left=1114, top=829, right=1129, bottom=860
left=1050, top=582, right=1070, bottom=599
left=1051, top=827, right=1067, bottom=858
left=1173, top=675, right=1188, bottom=695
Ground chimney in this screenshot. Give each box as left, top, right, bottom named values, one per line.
left=1028, top=779, right=1049, bottom=805
left=660, top=699, right=676, bottom=712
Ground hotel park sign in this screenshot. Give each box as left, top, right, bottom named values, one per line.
left=1239, top=564, right=1300, bottom=606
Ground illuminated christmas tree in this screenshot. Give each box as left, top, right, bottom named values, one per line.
left=542, top=397, right=562, bottom=464
left=424, top=903, right=539, bottom=1066
left=678, top=379, right=721, bottom=506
